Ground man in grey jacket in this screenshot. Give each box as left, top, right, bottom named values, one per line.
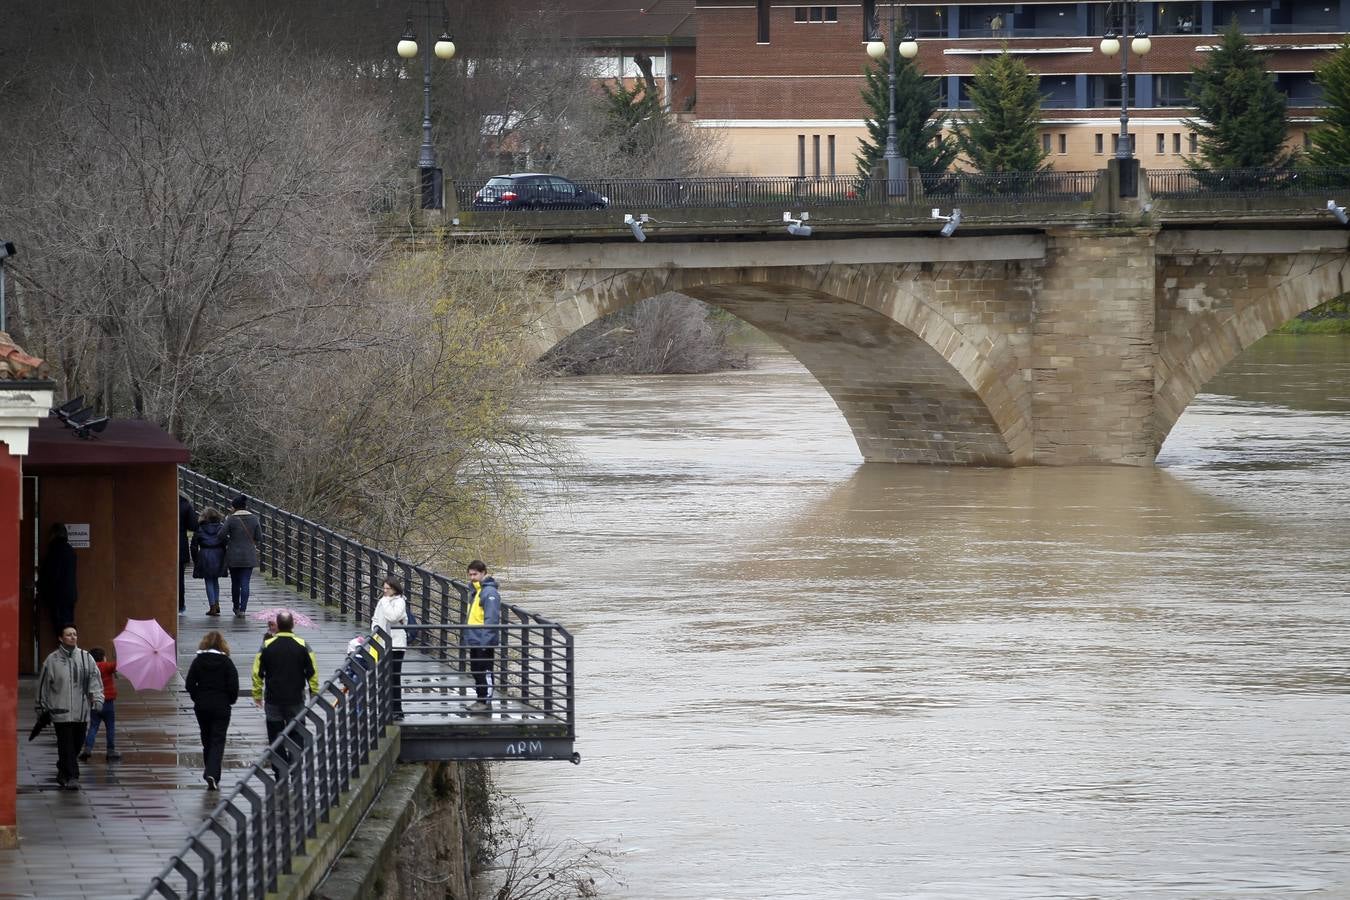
left=36, top=625, right=104, bottom=790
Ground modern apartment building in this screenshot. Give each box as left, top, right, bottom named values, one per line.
left=693, top=0, right=1344, bottom=173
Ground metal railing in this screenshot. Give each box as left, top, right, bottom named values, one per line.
left=141, top=630, right=394, bottom=899
left=918, top=169, right=1101, bottom=201
left=441, top=171, right=1105, bottom=212
left=1147, top=167, right=1350, bottom=199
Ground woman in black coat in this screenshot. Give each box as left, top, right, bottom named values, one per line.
left=38, top=523, right=78, bottom=635
left=190, top=507, right=229, bottom=616
left=185, top=630, right=239, bottom=791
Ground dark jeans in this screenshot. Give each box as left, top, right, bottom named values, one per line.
left=203, top=576, right=220, bottom=609
left=54, top=721, right=86, bottom=783
left=264, top=702, right=304, bottom=778
left=85, top=700, right=115, bottom=751
left=229, top=567, right=253, bottom=611
left=178, top=558, right=188, bottom=610
left=195, top=706, right=231, bottom=783
left=469, top=646, right=495, bottom=701
left=389, top=649, right=405, bottom=717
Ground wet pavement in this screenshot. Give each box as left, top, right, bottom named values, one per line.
left=1, top=577, right=371, bottom=899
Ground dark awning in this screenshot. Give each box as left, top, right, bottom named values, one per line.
left=26, top=417, right=190, bottom=470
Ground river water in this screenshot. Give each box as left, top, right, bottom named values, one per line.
left=502, top=335, right=1350, bottom=899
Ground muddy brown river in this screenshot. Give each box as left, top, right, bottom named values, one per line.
left=503, top=334, right=1350, bottom=899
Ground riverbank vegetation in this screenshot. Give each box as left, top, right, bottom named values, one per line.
left=1274, top=295, right=1350, bottom=333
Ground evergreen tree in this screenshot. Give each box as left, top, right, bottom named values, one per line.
left=855, top=45, right=957, bottom=177
left=952, top=50, right=1049, bottom=174
left=1185, top=20, right=1291, bottom=171
left=1305, top=41, right=1350, bottom=168
left=599, top=79, right=667, bottom=158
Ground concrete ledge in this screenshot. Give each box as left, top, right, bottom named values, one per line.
left=267, top=727, right=401, bottom=900
left=1158, top=228, right=1350, bottom=255
left=313, top=761, right=434, bottom=900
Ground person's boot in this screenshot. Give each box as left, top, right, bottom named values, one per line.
left=207, top=605, right=220, bottom=616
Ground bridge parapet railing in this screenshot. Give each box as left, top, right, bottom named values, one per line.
left=1147, top=166, right=1350, bottom=199
left=141, top=629, right=394, bottom=899
left=448, top=171, right=1104, bottom=212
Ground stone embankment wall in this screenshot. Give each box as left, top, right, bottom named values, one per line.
left=316, top=760, right=486, bottom=900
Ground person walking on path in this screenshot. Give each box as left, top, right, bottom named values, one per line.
left=191, top=507, right=229, bottom=616
left=464, top=560, right=502, bottom=714
left=38, top=523, right=78, bottom=639
left=224, top=494, right=263, bottom=618
left=371, top=575, right=409, bottom=719
left=80, top=647, right=120, bottom=761
left=251, top=612, right=317, bottom=776
left=36, top=625, right=104, bottom=790
left=186, top=631, right=239, bottom=791
left=179, top=495, right=198, bottom=613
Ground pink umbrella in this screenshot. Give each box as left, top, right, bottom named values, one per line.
left=249, top=607, right=315, bottom=628
left=112, top=618, right=178, bottom=691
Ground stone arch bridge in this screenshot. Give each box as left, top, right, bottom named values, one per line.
left=437, top=205, right=1349, bottom=466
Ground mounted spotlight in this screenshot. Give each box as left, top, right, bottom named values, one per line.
left=50, top=396, right=108, bottom=439
left=624, top=213, right=650, bottom=242
left=783, top=211, right=812, bottom=237
left=1326, top=199, right=1348, bottom=225
left=932, top=207, right=963, bottom=237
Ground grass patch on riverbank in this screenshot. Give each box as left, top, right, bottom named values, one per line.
left=1273, top=317, right=1350, bottom=335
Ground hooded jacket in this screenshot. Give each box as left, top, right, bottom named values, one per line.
left=191, top=520, right=229, bottom=579
left=372, top=594, right=409, bottom=652
left=464, top=576, right=502, bottom=647
left=37, top=644, right=104, bottom=723
left=223, top=509, right=263, bottom=569
left=186, top=649, right=240, bottom=711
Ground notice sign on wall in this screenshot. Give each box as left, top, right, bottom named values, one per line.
left=66, top=523, right=90, bottom=549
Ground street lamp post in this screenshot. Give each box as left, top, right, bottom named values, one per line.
left=866, top=6, right=919, bottom=197
left=1098, top=1, right=1151, bottom=197
left=397, top=1, right=456, bottom=210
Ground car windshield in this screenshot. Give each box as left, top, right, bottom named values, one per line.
left=483, top=177, right=513, bottom=188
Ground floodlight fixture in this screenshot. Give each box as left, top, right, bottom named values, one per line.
left=624, top=213, right=651, bottom=242
left=0, top=241, right=15, bottom=259
left=783, top=211, right=813, bottom=237
left=1327, top=199, right=1348, bottom=225
left=932, top=207, right=962, bottom=237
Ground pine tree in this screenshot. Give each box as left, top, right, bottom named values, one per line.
left=1305, top=41, right=1350, bottom=169
left=599, top=79, right=667, bottom=158
left=952, top=50, right=1050, bottom=174
left=855, top=48, right=957, bottom=177
left=1185, top=20, right=1291, bottom=171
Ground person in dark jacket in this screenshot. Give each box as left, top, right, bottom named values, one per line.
left=251, top=612, right=317, bottom=776
left=464, top=560, right=503, bottom=714
left=223, top=494, right=263, bottom=617
left=179, top=495, right=198, bottom=613
left=185, top=630, right=239, bottom=790
left=190, top=507, right=229, bottom=617
left=38, top=523, right=78, bottom=638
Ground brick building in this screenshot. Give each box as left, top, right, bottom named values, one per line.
left=693, top=0, right=1344, bottom=173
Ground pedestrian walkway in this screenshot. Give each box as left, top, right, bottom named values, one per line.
left=0, top=577, right=368, bottom=900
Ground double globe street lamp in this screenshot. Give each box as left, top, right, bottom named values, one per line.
left=397, top=2, right=457, bottom=209
left=866, top=10, right=919, bottom=198
left=1098, top=1, right=1151, bottom=197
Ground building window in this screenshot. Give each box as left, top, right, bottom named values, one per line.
left=863, top=0, right=877, bottom=38
left=798, top=134, right=806, bottom=177
left=1058, top=133, right=1067, bottom=154
left=1095, top=133, right=1104, bottom=154
left=828, top=134, right=837, bottom=176
left=1188, top=132, right=1198, bottom=154
left=1156, top=133, right=1166, bottom=154
left=758, top=0, right=770, bottom=42
left=796, top=6, right=838, bottom=23
left=1042, top=133, right=1052, bottom=152
left=1173, top=132, right=1182, bottom=154
left=1304, top=130, right=1312, bottom=148
left=813, top=134, right=821, bottom=178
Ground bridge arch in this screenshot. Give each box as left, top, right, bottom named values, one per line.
left=1154, top=248, right=1350, bottom=451
left=529, top=265, right=1034, bottom=465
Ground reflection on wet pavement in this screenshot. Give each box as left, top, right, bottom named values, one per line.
left=2, top=579, right=369, bottom=899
